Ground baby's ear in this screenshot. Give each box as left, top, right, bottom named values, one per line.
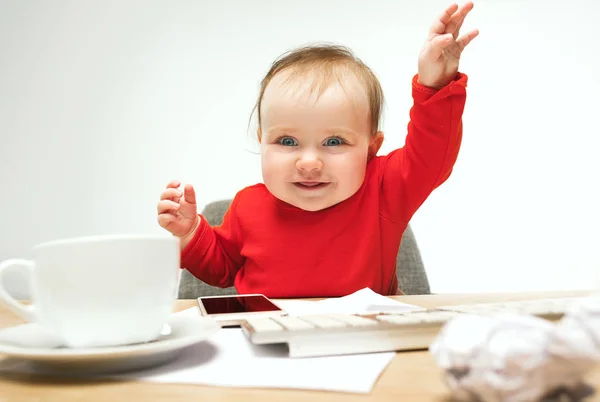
left=368, top=132, right=384, bottom=160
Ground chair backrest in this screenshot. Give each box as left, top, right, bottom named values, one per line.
left=178, top=200, right=431, bottom=298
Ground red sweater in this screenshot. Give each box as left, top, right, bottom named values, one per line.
left=181, top=73, right=468, bottom=298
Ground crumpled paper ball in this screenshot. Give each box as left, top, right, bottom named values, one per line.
left=429, top=296, right=600, bottom=402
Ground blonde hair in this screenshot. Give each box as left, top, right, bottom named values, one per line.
left=252, top=43, right=384, bottom=140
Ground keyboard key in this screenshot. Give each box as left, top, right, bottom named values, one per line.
left=421, top=311, right=461, bottom=323
left=272, top=316, right=315, bottom=330
left=246, top=318, right=284, bottom=333
left=375, top=315, right=424, bottom=325
left=299, top=315, right=348, bottom=329
left=326, top=314, right=378, bottom=327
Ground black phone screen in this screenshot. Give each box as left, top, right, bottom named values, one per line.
left=200, top=295, right=282, bottom=315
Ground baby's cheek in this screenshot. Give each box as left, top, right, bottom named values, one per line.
left=261, top=155, right=275, bottom=179
left=261, top=151, right=287, bottom=184
left=334, top=152, right=368, bottom=189
left=347, top=152, right=368, bottom=174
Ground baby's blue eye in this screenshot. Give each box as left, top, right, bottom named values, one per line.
left=325, top=137, right=343, bottom=146
left=279, top=137, right=298, bottom=146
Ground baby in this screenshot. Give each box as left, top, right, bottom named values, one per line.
left=157, top=2, right=479, bottom=298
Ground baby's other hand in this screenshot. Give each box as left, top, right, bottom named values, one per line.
left=157, top=180, right=199, bottom=238
left=417, top=2, right=479, bottom=89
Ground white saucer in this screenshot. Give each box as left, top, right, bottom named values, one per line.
left=0, top=309, right=220, bottom=375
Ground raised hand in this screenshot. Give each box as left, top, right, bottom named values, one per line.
left=417, top=2, right=479, bottom=89
left=157, top=180, right=199, bottom=238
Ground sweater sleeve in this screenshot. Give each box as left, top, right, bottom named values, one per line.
left=379, top=73, right=468, bottom=223
left=180, top=194, right=244, bottom=288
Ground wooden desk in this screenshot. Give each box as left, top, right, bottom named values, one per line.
left=1, top=291, right=599, bottom=401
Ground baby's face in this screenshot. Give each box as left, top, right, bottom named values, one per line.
left=259, top=71, right=381, bottom=211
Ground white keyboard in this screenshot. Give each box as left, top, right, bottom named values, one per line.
left=437, top=296, right=587, bottom=317
left=240, top=296, right=592, bottom=358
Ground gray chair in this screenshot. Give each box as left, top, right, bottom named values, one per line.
left=178, top=200, right=431, bottom=298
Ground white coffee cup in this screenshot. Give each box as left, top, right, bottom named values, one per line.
left=0, top=234, right=180, bottom=348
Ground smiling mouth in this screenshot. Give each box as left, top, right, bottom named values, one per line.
left=293, top=182, right=330, bottom=190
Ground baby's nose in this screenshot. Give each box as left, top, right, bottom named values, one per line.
left=296, top=152, right=323, bottom=171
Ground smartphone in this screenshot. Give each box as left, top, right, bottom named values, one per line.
left=197, top=294, right=287, bottom=326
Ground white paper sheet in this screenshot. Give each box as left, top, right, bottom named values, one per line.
left=118, top=308, right=396, bottom=393
left=274, top=287, right=425, bottom=316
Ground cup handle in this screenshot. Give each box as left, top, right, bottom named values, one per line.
left=0, top=259, right=36, bottom=322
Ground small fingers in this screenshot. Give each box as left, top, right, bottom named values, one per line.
left=428, top=2, right=474, bottom=40
left=184, top=184, right=197, bottom=204
left=157, top=199, right=180, bottom=214
left=166, top=180, right=181, bottom=189
left=157, top=213, right=176, bottom=228
left=161, top=188, right=183, bottom=202
left=446, top=2, right=474, bottom=37
left=429, top=3, right=459, bottom=36
left=456, top=29, right=479, bottom=52
left=423, top=33, right=454, bottom=61
left=453, top=12, right=467, bottom=36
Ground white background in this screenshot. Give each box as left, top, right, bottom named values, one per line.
left=1, top=0, right=599, bottom=298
